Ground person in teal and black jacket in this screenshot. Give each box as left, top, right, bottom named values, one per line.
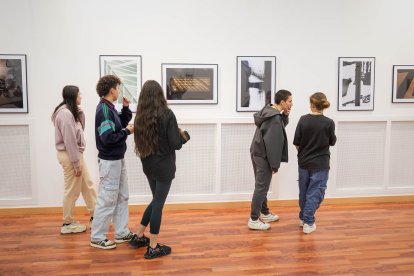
left=90, top=75, right=135, bottom=250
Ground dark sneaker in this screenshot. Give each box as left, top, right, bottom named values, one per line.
left=129, top=234, right=150, bottom=248
left=90, top=239, right=116, bottom=249
left=114, top=231, right=135, bottom=244
left=144, top=244, right=171, bottom=259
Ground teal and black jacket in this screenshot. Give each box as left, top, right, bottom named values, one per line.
left=95, top=98, right=132, bottom=160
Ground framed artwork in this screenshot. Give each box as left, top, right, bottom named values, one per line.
left=0, top=54, right=28, bottom=113
left=99, top=55, right=142, bottom=112
left=392, top=65, right=414, bottom=103
left=237, top=56, right=276, bottom=112
left=161, top=63, right=218, bottom=104
left=338, top=57, right=375, bottom=111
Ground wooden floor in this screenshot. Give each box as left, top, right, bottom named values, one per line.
left=1, top=202, right=414, bottom=275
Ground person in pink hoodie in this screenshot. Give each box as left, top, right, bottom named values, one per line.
left=52, top=85, right=97, bottom=234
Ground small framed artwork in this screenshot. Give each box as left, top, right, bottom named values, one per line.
left=99, top=55, right=142, bottom=112
left=392, top=65, right=414, bottom=103
left=237, top=56, right=276, bottom=112
left=161, top=63, right=218, bottom=104
left=338, top=57, right=375, bottom=111
left=0, top=54, right=28, bottom=113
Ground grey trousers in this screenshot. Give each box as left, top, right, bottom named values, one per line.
left=91, top=159, right=130, bottom=242
left=250, top=154, right=272, bottom=220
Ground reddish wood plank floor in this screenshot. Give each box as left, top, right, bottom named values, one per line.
left=1, top=202, right=414, bottom=275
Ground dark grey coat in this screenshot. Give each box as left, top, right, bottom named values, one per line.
left=250, top=104, right=289, bottom=172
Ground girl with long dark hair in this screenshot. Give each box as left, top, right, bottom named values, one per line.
left=129, top=80, right=189, bottom=259
left=52, top=85, right=97, bottom=234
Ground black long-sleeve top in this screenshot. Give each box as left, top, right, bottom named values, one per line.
left=140, top=108, right=187, bottom=182
left=293, top=114, right=336, bottom=170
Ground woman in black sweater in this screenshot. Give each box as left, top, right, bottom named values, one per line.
left=130, top=80, right=189, bottom=259
left=293, top=92, right=336, bottom=234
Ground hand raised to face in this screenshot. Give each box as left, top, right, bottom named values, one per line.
left=122, top=96, right=130, bottom=107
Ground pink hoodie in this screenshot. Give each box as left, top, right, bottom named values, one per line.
left=52, top=105, right=86, bottom=169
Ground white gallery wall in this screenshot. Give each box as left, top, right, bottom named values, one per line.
left=0, top=0, right=413, bottom=208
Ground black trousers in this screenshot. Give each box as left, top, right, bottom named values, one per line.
left=140, top=177, right=172, bottom=234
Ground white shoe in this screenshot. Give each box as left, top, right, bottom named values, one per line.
left=61, top=222, right=87, bottom=234
left=299, top=219, right=304, bottom=227
left=248, top=218, right=270, bottom=230
left=260, top=213, right=279, bottom=223
left=303, top=223, right=316, bottom=234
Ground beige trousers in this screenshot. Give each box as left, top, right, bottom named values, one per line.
left=57, top=151, right=97, bottom=224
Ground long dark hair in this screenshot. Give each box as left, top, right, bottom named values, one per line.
left=134, top=80, right=168, bottom=158
left=52, top=85, right=82, bottom=126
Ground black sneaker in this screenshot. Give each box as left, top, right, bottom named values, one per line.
left=129, top=234, right=150, bottom=248
left=144, top=244, right=171, bottom=259
left=114, top=231, right=135, bottom=243
left=90, top=239, right=116, bottom=249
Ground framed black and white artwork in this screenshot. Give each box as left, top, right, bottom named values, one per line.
left=99, top=55, right=142, bottom=112
left=338, top=57, right=375, bottom=111
left=392, top=65, right=414, bottom=103
left=161, top=63, right=218, bottom=104
left=0, top=54, right=28, bottom=113
left=236, top=56, right=276, bottom=112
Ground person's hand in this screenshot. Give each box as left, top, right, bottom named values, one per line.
left=126, top=124, right=134, bottom=134
left=281, top=109, right=290, bottom=116
left=122, top=96, right=130, bottom=107
left=74, top=167, right=82, bottom=177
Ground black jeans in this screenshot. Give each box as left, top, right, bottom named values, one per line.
left=250, top=155, right=272, bottom=220
left=140, top=177, right=172, bottom=234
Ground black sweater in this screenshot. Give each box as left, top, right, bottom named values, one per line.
left=293, top=114, right=336, bottom=170
left=140, top=108, right=187, bottom=182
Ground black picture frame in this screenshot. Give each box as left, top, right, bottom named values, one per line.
left=392, top=65, right=414, bottom=103
left=338, top=57, right=375, bottom=111
left=236, top=56, right=276, bottom=112
left=161, top=63, right=218, bottom=104
left=0, top=54, right=28, bottom=113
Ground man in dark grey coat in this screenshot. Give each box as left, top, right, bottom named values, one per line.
left=248, top=90, right=293, bottom=230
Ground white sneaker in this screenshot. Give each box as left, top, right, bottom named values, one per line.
left=303, top=223, right=316, bottom=234
left=299, top=219, right=304, bottom=227
left=248, top=218, right=270, bottom=230
left=260, top=213, right=279, bottom=223
left=61, top=222, right=87, bottom=234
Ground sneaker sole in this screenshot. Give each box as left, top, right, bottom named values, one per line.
left=114, top=239, right=132, bottom=244
left=60, top=228, right=87, bottom=234
left=90, top=242, right=117, bottom=249
left=260, top=218, right=279, bottom=223
left=144, top=251, right=171, bottom=259
left=248, top=225, right=271, bottom=230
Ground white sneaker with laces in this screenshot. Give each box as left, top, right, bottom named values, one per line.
left=248, top=218, right=271, bottom=230
left=260, top=213, right=279, bottom=223
left=299, top=219, right=304, bottom=227
left=61, top=222, right=87, bottom=234
left=303, top=223, right=316, bottom=234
